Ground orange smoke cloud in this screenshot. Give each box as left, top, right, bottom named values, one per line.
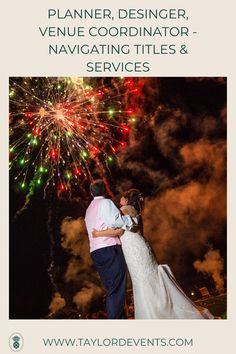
left=49, top=292, right=66, bottom=314
left=73, top=281, right=103, bottom=314
left=48, top=217, right=103, bottom=315
left=143, top=139, right=226, bottom=279
left=193, top=250, right=225, bottom=292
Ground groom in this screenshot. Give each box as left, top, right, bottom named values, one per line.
left=85, top=179, right=136, bottom=319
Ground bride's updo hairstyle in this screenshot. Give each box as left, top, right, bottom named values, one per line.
left=123, top=189, right=144, bottom=214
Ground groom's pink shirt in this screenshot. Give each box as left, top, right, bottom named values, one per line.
left=85, top=196, right=135, bottom=253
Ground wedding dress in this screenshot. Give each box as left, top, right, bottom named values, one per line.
left=120, top=206, right=214, bottom=319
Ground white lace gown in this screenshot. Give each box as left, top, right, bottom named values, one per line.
left=120, top=227, right=214, bottom=319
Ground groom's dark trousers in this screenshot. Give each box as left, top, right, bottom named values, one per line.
left=91, top=245, right=127, bottom=319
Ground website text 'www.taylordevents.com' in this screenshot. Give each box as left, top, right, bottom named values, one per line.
left=42, top=337, right=194, bottom=348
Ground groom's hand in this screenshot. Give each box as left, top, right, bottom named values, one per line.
left=92, top=229, right=99, bottom=237
left=115, top=228, right=125, bottom=236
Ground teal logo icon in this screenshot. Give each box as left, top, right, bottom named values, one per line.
left=9, top=333, right=24, bottom=352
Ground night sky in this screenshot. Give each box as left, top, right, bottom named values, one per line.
left=9, top=77, right=226, bottom=319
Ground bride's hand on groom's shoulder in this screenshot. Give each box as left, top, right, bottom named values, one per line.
left=121, top=207, right=129, bottom=215
left=121, top=205, right=138, bottom=217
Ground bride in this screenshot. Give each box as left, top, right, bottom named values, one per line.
left=92, top=189, right=214, bottom=319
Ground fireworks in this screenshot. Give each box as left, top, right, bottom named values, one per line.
left=9, top=77, right=141, bottom=197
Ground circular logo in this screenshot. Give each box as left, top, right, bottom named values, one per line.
left=9, top=333, right=24, bottom=352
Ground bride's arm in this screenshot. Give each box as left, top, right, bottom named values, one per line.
left=92, top=228, right=124, bottom=238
